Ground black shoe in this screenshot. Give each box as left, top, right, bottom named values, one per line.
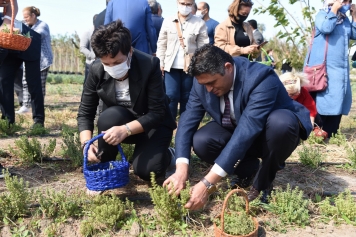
left=260, top=183, right=273, bottom=204
left=230, top=175, right=254, bottom=189
left=0, top=165, right=15, bottom=179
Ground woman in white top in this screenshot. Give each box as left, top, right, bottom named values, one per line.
left=156, top=0, right=208, bottom=120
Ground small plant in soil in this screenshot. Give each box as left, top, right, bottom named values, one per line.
left=61, top=125, right=82, bottom=167
left=298, top=145, right=323, bottom=169
left=10, top=136, right=56, bottom=164
left=329, top=130, right=347, bottom=146
left=148, top=172, right=191, bottom=233
left=0, top=170, right=33, bottom=222
left=306, top=131, right=325, bottom=144
left=262, top=184, right=310, bottom=227
left=318, top=189, right=356, bottom=225
left=37, top=189, right=84, bottom=219
left=26, top=123, right=49, bottom=136
left=346, top=145, right=356, bottom=169
left=0, top=118, right=22, bottom=137
left=80, top=195, right=134, bottom=236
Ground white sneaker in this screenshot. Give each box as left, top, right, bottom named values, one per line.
left=15, top=106, right=31, bottom=114
left=165, top=147, right=176, bottom=179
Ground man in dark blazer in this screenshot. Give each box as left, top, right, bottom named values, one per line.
left=164, top=45, right=312, bottom=209
left=77, top=20, right=176, bottom=190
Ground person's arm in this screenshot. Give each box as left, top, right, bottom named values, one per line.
left=214, top=24, right=257, bottom=56
left=156, top=18, right=168, bottom=75
left=315, top=6, right=340, bottom=35
left=79, top=30, right=95, bottom=60
left=104, top=1, right=113, bottom=25
left=145, top=4, right=157, bottom=53
left=196, top=20, right=209, bottom=47
left=1, top=0, right=18, bottom=26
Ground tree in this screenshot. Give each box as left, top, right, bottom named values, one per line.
left=254, top=0, right=319, bottom=70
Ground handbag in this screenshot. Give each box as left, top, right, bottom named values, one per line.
left=303, top=29, right=328, bottom=92
left=174, top=20, right=193, bottom=73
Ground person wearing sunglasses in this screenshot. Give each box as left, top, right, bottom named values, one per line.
left=214, top=0, right=259, bottom=57
left=156, top=0, right=208, bottom=121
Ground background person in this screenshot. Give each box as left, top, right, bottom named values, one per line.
left=304, top=0, right=356, bottom=138
left=104, top=0, right=157, bottom=55
left=80, top=14, right=97, bottom=83
left=16, top=6, right=53, bottom=114
left=248, top=19, right=264, bottom=61
left=214, top=0, right=259, bottom=57
left=196, top=2, right=219, bottom=45
left=191, top=2, right=197, bottom=14
left=94, top=0, right=111, bottom=29
left=156, top=0, right=208, bottom=120
left=77, top=20, right=176, bottom=189
left=0, top=2, right=45, bottom=128
left=149, top=0, right=164, bottom=40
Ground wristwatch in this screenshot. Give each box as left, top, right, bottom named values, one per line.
left=200, top=177, right=217, bottom=195
left=124, top=124, right=132, bottom=136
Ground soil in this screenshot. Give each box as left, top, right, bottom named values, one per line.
left=1, top=83, right=356, bottom=237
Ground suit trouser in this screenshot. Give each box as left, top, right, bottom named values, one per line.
left=97, top=106, right=173, bottom=181
left=192, top=109, right=300, bottom=191
left=0, top=53, right=44, bottom=124
left=14, top=66, right=24, bottom=106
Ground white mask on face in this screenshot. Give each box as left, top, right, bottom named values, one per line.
left=196, top=10, right=205, bottom=18
left=102, top=54, right=131, bottom=79
left=178, top=4, right=192, bottom=16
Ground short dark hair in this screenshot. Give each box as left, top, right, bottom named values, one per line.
left=192, top=3, right=197, bottom=11
left=91, top=19, right=132, bottom=58
left=188, top=44, right=234, bottom=77
left=248, top=19, right=257, bottom=29
left=203, top=2, right=210, bottom=12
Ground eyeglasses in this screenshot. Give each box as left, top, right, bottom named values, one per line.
left=240, top=0, right=254, bottom=5
left=178, top=1, right=193, bottom=7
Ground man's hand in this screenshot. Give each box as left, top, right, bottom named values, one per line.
left=160, top=66, right=165, bottom=77
left=184, top=181, right=209, bottom=210
left=163, top=163, right=189, bottom=195
left=241, top=45, right=259, bottom=55
left=102, top=126, right=128, bottom=146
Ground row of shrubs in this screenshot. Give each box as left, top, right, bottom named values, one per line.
left=46, top=73, right=84, bottom=85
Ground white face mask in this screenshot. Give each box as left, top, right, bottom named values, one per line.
left=102, top=54, right=131, bottom=79
left=178, top=4, right=192, bottom=16
left=196, top=10, right=205, bottom=18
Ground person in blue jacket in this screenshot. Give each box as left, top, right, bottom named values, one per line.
left=104, top=0, right=157, bottom=54
left=305, top=0, right=356, bottom=138
left=163, top=45, right=312, bottom=208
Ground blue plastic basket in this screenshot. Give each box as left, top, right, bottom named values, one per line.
left=83, top=134, right=130, bottom=191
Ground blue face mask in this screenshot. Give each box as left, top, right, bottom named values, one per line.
left=340, top=4, right=351, bottom=14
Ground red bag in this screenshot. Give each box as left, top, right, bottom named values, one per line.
left=304, top=29, right=328, bottom=92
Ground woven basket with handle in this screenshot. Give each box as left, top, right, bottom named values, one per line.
left=0, top=0, right=31, bottom=51
left=214, top=189, right=259, bottom=237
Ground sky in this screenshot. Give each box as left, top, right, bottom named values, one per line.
left=16, top=0, right=323, bottom=39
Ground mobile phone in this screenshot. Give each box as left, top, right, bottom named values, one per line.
left=259, top=41, right=269, bottom=48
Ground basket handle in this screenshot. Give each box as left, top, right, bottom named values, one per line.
left=83, top=133, right=127, bottom=169
left=220, top=189, right=250, bottom=234
left=2, top=0, right=15, bottom=34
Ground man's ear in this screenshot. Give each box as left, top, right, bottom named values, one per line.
left=225, top=62, right=233, bottom=74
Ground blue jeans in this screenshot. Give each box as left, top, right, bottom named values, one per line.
left=164, top=68, right=193, bottom=119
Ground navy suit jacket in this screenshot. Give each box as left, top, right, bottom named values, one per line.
left=175, top=57, right=312, bottom=174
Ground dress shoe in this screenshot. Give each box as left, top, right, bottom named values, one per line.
left=230, top=175, right=254, bottom=189
left=247, top=183, right=273, bottom=203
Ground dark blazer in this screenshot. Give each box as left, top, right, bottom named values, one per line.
left=77, top=49, right=176, bottom=133
left=175, top=57, right=313, bottom=174
left=94, top=9, right=106, bottom=30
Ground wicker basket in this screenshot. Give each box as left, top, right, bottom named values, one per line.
left=83, top=133, right=130, bottom=191
left=214, top=189, right=259, bottom=237
left=0, top=0, right=31, bottom=51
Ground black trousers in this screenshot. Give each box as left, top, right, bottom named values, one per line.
left=97, top=106, right=173, bottom=181
left=319, top=114, right=342, bottom=138
left=193, top=109, right=300, bottom=191
left=14, top=66, right=24, bottom=106
left=0, top=53, right=44, bottom=124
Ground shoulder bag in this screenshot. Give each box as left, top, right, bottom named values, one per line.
left=304, top=29, right=328, bottom=92
left=174, top=20, right=194, bottom=73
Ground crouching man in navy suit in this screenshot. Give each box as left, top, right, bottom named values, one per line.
left=163, top=44, right=312, bottom=210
